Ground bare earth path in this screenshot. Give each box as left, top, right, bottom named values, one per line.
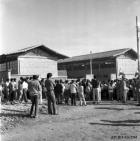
left=1, top=101, right=140, bottom=141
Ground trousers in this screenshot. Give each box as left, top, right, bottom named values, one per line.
left=30, top=95, right=39, bottom=116
left=47, top=91, right=56, bottom=115
left=71, top=93, right=76, bottom=106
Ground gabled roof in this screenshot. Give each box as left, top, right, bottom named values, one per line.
left=58, top=48, right=137, bottom=63
left=0, top=44, right=68, bottom=62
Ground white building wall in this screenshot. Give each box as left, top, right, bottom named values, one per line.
left=18, top=56, right=58, bottom=78
left=116, top=55, right=137, bottom=79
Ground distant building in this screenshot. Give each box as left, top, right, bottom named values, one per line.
left=58, top=48, right=138, bottom=81
left=0, top=45, right=67, bottom=81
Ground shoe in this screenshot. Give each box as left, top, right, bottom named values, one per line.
left=33, top=115, right=38, bottom=118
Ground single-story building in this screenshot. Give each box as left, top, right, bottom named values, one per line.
left=0, top=45, right=68, bottom=81
left=58, top=48, right=138, bottom=81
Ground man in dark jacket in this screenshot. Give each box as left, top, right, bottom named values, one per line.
left=91, top=76, right=99, bottom=103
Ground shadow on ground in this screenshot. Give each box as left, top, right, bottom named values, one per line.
left=128, top=108, right=140, bottom=110
left=90, top=100, right=138, bottom=106
left=0, top=113, right=30, bottom=118
left=95, top=107, right=124, bottom=111
left=101, top=119, right=140, bottom=123
left=134, top=112, right=140, bottom=114
left=1, top=108, right=30, bottom=118
left=89, top=119, right=140, bottom=126
left=2, top=108, right=26, bottom=113
left=1, top=106, right=49, bottom=118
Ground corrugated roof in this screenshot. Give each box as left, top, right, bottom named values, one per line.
left=58, top=48, right=137, bottom=63
left=0, top=44, right=68, bottom=59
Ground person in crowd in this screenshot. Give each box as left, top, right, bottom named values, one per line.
left=116, top=79, right=121, bottom=101
left=77, top=82, right=87, bottom=106
left=120, top=74, right=129, bottom=103
left=26, top=77, right=31, bottom=100
left=108, top=80, right=114, bottom=100
left=82, top=79, right=87, bottom=95
left=64, top=80, right=70, bottom=105
left=132, top=78, right=137, bottom=101
left=135, top=73, right=140, bottom=105
left=1, top=79, right=5, bottom=102
left=97, top=81, right=101, bottom=103
left=70, top=80, right=77, bottom=106
left=60, top=79, right=65, bottom=104
left=18, top=77, right=23, bottom=101
left=112, top=80, right=117, bottom=100
left=91, top=76, right=99, bottom=103
left=54, top=80, right=58, bottom=104
left=13, top=78, right=17, bottom=100
left=28, top=75, right=41, bottom=118
left=19, top=78, right=28, bottom=103
left=3, top=78, right=10, bottom=103
left=38, top=79, right=43, bottom=105
left=127, top=79, right=134, bottom=100
left=102, top=81, right=109, bottom=100
left=45, top=73, right=57, bottom=115
left=40, top=78, right=46, bottom=99
left=9, top=78, right=17, bottom=104
left=0, top=83, right=3, bottom=103
left=85, top=79, right=92, bottom=101
left=55, top=80, right=63, bottom=104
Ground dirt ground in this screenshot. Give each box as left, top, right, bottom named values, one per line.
left=1, top=100, right=140, bottom=141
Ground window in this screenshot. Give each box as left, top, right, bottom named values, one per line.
left=0, top=63, right=6, bottom=71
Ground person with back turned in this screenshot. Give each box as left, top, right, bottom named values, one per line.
left=28, top=75, right=41, bottom=118
left=120, top=74, right=129, bottom=104
left=91, top=76, right=99, bottom=104
left=45, top=73, right=57, bottom=115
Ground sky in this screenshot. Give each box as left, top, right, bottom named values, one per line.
left=0, top=0, right=140, bottom=57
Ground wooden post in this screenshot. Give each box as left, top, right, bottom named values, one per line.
left=90, top=51, right=93, bottom=75
left=136, top=16, right=140, bottom=72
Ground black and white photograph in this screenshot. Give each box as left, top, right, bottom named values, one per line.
left=0, top=0, right=140, bottom=141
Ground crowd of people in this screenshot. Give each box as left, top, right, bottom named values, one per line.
left=0, top=73, right=140, bottom=118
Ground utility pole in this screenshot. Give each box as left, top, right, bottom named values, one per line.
left=90, top=51, right=92, bottom=75
left=136, top=16, right=140, bottom=72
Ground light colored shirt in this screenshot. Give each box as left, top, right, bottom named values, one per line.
left=77, top=85, right=84, bottom=94
left=70, top=83, right=77, bottom=93
left=65, top=83, right=70, bottom=90
left=62, top=83, right=65, bottom=93
left=9, top=81, right=17, bottom=91
left=23, top=81, right=28, bottom=89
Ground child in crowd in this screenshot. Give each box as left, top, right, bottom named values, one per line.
left=77, top=82, right=87, bottom=106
